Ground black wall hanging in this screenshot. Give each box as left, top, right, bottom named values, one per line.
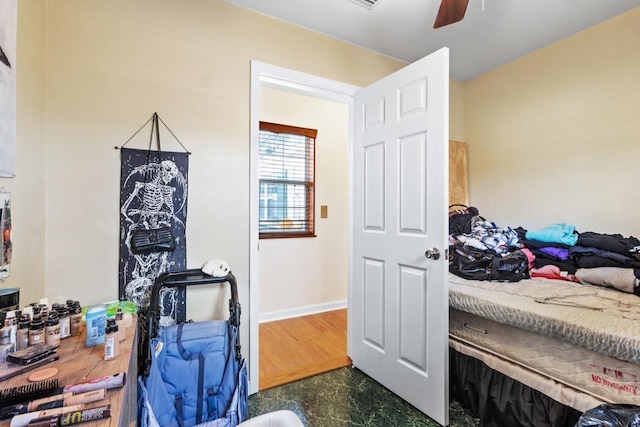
left=117, top=113, right=189, bottom=326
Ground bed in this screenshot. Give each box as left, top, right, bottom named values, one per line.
left=447, top=273, right=640, bottom=426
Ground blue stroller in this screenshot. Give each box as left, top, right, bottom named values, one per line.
left=138, top=269, right=248, bottom=427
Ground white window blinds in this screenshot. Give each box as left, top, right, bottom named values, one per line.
left=259, top=122, right=317, bottom=238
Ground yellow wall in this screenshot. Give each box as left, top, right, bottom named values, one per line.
left=464, top=8, right=640, bottom=236
left=450, top=78, right=464, bottom=142
left=2, top=0, right=46, bottom=305
left=40, top=0, right=405, bottom=312
left=259, top=88, right=348, bottom=317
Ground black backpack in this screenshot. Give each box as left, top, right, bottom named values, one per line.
left=449, top=244, right=530, bottom=282
left=449, top=204, right=480, bottom=236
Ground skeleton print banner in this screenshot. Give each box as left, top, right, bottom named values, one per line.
left=119, top=148, right=188, bottom=326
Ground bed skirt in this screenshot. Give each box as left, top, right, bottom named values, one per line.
left=450, top=342, right=585, bottom=427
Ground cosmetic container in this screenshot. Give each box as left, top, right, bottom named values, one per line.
left=69, top=301, right=83, bottom=337
left=104, top=318, right=119, bottom=361
left=45, top=313, right=60, bottom=347
left=115, top=308, right=126, bottom=342
left=56, top=305, right=70, bottom=339
left=16, top=315, right=30, bottom=350
left=85, top=304, right=106, bottom=347
left=29, top=315, right=45, bottom=346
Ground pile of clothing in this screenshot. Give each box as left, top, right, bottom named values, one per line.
left=449, top=206, right=640, bottom=295
left=448, top=207, right=528, bottom=282
left=517, top=224, right=640, bottom=295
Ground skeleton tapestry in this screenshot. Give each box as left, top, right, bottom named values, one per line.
left=119, top=148, right=188, bottom=326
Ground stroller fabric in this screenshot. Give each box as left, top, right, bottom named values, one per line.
left=139, top=319, right=248, bottom=427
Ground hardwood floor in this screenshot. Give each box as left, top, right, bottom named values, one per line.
left=258, top=308, right=352, bottom=390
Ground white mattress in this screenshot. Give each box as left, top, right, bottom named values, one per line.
left=450, top=308, right=640, bottom=406
left=448, top=273, right=640, bottom=365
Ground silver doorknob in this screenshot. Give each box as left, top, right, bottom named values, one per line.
left=424, top=248, right=440, bottom=260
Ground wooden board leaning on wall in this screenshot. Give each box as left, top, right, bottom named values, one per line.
left=449, top=140, right=469, bottom=208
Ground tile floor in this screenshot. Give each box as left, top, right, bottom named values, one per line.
left=249, top=366, right=479, bottom=426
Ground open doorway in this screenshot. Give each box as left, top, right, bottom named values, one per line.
left=250, top=49, right=451, bottom=424
left=257, top=87, right=350, bottom=390
left=249, top=61, right=359, bottom=394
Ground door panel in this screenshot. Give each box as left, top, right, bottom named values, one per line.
left=364, top=143, right=385, bottom=231
left=350, top=47, right=449, bottom=426
left=363, top=257, right=385, bottom=350
left=399, top=265, right=427, bottom=371
left=399, top=133, right=427, bottom=234
left=399, top=78, right=427, bottom=118
left=364, top=99, right=385, bottom=129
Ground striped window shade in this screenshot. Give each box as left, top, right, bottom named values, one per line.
left=259, top=122, right=317, bottom=238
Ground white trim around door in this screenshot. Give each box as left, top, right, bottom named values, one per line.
left=249, top=61, right=359, bottom=394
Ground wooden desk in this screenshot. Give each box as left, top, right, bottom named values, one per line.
left=0, top=318, right=137, bottom=427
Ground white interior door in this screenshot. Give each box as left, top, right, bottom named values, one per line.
left=349, top=47, right=449, bottom=425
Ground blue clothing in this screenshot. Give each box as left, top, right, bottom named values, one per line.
left=525, top=223, right=578, bottom=246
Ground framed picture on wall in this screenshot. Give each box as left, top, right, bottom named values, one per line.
left=0, top=192, right=11, bottom=280
left=0, top=0, right=17, bottom=178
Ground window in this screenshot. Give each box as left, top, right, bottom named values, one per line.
left=259, top=121, right=316, bottom=238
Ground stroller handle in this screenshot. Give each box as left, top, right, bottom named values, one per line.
left=148, top=269, right=239, bottom=311
left=142, top=269, right=242, bottom=377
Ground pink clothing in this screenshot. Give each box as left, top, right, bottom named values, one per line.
left=531, top=264, right=578, bottom=282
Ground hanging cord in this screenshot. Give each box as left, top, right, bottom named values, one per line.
left=144, top=113, right=161, bottom=176
left=157, top=115, right=190, bottom=154
left=115, top=114, right=154, bottom=150
left=115, top=112, right=191, bottom=154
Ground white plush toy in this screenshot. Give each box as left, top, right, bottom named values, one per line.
left=202, top=259, right=231, bottom=277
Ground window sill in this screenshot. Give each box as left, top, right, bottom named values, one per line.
left=259, top=233, right=317, bottom=240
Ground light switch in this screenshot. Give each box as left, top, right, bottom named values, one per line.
left=320, top=205, right=328, bottom=218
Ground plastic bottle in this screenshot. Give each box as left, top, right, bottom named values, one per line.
left=0, top=323, right=9, bottom=345
left=45, top=313, right=61, bottom=347
left=31, top=304, right=41, bottom=318
left=38, top=304, right=49, bottom=322
left=115, top=308, right=126, bottom=342
left=85, top=304, right=106, bottom=347
left=119, top=300, right=135, bottom=328
left=16, top=315, right=30, bottom=350
left=29, top=315, right=45, bottom=346
left=57, top=305, right=71, bottom=339
left=22, top=305, right=34, bottom=321
left=103, top=318, right=119, bottom=361
left=69, top=301, right=83, bottom=337
left=4, top=311, right=17, bottom=346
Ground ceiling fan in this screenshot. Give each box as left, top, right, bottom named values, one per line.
left=433, top=0, right=470, bottom=29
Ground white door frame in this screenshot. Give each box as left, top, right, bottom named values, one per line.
left=249, top=60, right=359, bottom=394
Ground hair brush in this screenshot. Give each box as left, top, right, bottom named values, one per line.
left=0, top=379, right=61, bottom=412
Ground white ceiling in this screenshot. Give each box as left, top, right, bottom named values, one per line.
left=225, top=0, right=639, bottom=81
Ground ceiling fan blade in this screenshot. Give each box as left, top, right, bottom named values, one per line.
left=433, top=0, right=470, bottom=29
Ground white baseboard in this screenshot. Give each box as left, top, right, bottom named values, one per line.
left=258, top=300, right=347, bottom=323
